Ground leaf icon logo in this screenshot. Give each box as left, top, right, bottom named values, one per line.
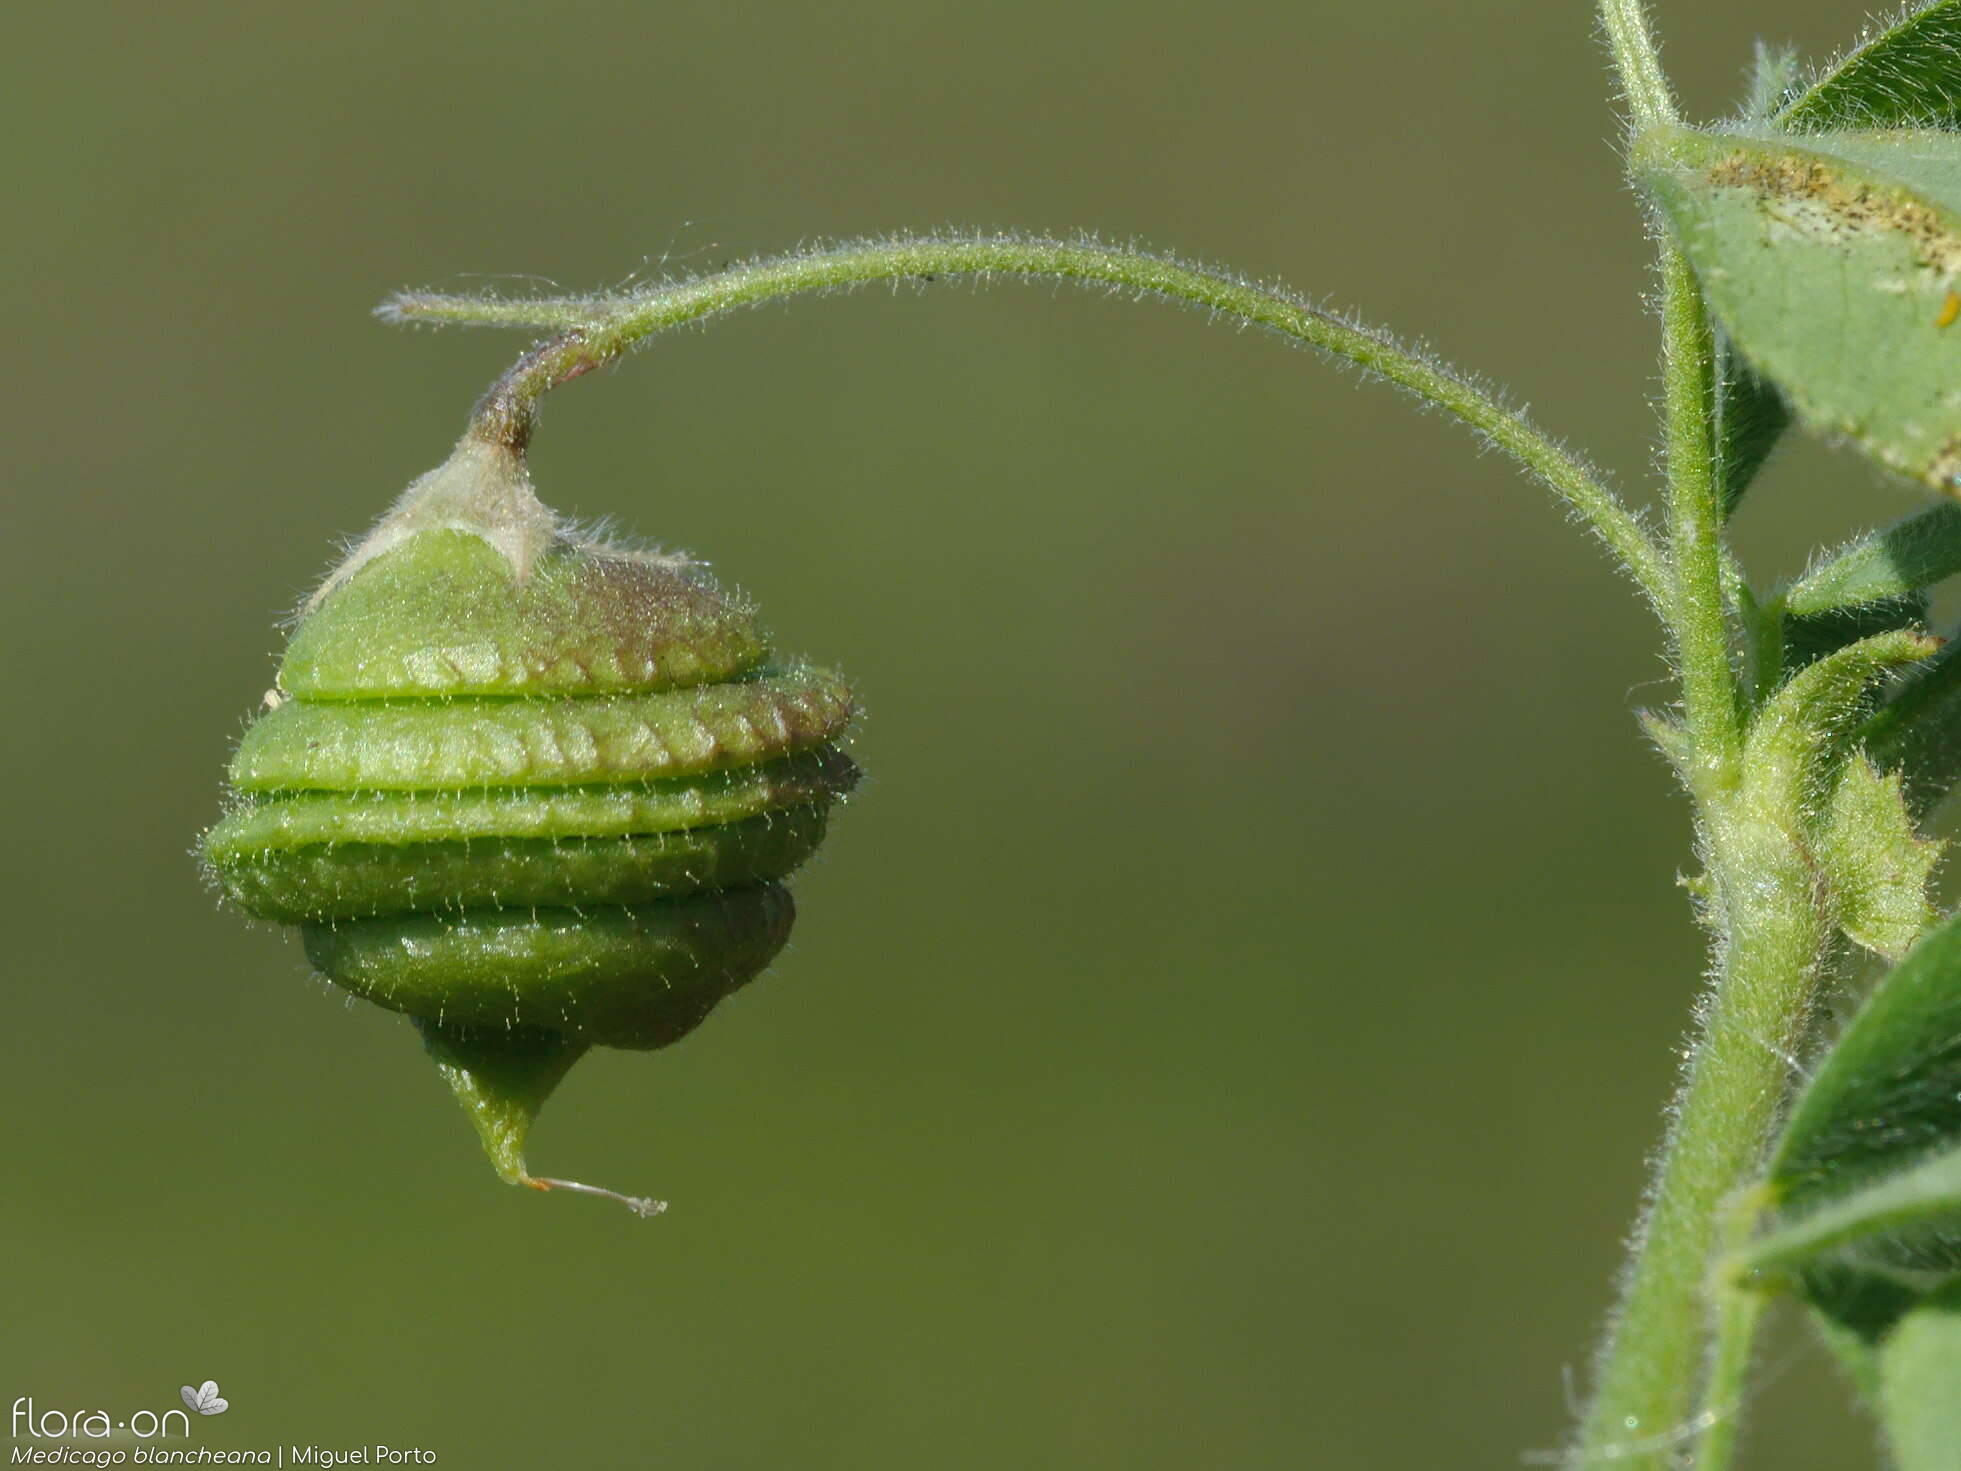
left=180, top=1381, right=229, bottom=1416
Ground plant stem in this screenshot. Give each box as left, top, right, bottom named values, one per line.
left=1661, top=244, right=1744, bottom=798
left=1574, top=814, right=1824, bottom=1468
left=381, top=235, right=1669, bottom=608
left=1574, top=3, right=1820, bottom=1463
left=1695, top=1194, right=1777, bottom=1471
left=1599, top=0, right=1678, bottom=131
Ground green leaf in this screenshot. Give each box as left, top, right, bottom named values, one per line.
left=1778, top=1, right=1961, bottom=133
left=1637, top=124, right=1961, bottom=494
left=1745, top=1143, right=1961, bottom=1280
left=1784, top=503, right=1961, bottom=615
left=1819, top=754, right=1943, bottom=960
left=1810, top=1286, right=1892, bottom=1404
left=1748, top=910, right=1961, bottom=1340
left=1781, top=593, right=1930, bottom=677
left=1806, top=1263, right=1928, bottom=1364
left=1879, top=1279, right=1961, bottom=1470
left=1774, top=908, right=1961, bottom=1210
left=1862, top=635, right=1961, bottom=819
left=1717, top=336, right=1790, bottom=516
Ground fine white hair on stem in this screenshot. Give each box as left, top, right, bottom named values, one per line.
left=377, top=231, right=1671, bottom=610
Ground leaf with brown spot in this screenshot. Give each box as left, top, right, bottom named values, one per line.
left=1639, top=124, right=1961, bottom=496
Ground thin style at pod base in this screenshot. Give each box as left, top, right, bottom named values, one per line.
left=201, top=425, right=859, bottom=1215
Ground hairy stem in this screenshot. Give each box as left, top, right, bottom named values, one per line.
left=1695, top=1192, right=1776, bottom=1471
left=1573, top=3, right=1809, bottom=1463
left=1599, top=0, right=1678, bottom=132
left=381, top=234, right=1668, bottom=606
left=1575, top=809, right=1824, bottom=1468
left=1661, top=244, right=1744, bottom=798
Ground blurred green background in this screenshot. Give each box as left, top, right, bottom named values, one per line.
left=2, top=1, right=1943, bottom=1466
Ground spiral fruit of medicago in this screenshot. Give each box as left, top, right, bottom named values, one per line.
left=202, top=435, right=858, bottom=1214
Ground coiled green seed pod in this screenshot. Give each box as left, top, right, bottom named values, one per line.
left=203, top=435, right=857, bottom=1213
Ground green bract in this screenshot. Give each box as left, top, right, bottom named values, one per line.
left=203, top=438, right=857, bottom=1212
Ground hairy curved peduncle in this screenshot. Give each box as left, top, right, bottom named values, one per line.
left=382, top=233, right=1670, bottom=608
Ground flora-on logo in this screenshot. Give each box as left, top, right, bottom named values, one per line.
left=11, top=1395, right=190, bottom=1440
left=180, top=1381, right=228, bottom=1416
